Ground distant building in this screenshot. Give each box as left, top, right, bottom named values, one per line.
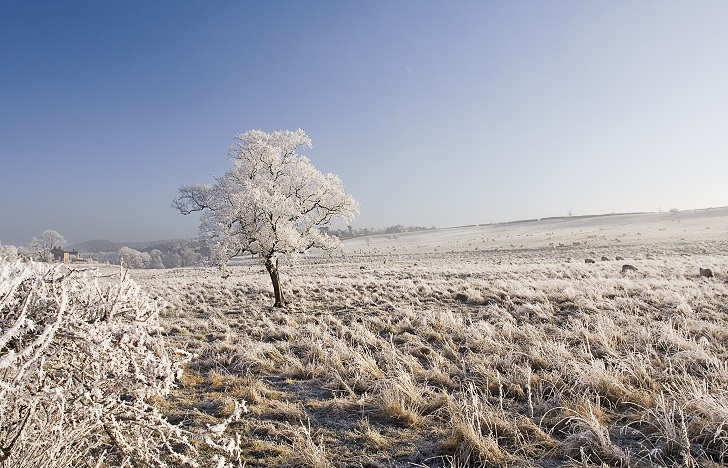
left=51, top=248, right=82, bottom=263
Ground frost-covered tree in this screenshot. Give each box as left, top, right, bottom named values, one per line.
left=160, top=242, right=201, bottom=268
left=94, top=251, right=118, bottom=265
left=118, top=246, right=150, bottom=269
left=173, top=129, right=359, bottom=307
left=27, top=229, right=65, bottom=262
left=149, top=249, right=166, bottom=269
left=173, top=243, right=203, bottom=267
left=0, top=241, right=18, bottom=261
left=162, top=251, right=182, bottom=268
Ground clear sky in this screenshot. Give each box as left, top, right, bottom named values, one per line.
left=2, top=1, right=727, bottom=246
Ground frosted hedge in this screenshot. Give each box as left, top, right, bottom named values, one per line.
left=0, top=260, right=195, bottom=467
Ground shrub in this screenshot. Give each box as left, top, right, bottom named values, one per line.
left=0, top=260, right=195, bottom=467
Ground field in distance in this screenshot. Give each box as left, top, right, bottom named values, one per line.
left=334, top=206, right=727, bottom=259
left=130, top=208, right=727, bottom=467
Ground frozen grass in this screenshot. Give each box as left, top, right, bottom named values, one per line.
left=128, top=209, right=728, bottom=467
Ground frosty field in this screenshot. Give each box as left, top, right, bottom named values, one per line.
left=129, top=209, right=727, bottom=467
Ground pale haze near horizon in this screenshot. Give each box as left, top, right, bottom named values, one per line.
left=1, top=1, right=727, bottom=247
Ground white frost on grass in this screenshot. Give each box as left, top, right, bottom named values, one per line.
left=116, top=207, right=728, bottom=466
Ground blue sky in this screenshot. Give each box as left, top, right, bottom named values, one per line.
left=2, top=1, right=727, bottom=246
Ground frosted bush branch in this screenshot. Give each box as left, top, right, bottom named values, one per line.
left=0, top=260, right=198, bottom=467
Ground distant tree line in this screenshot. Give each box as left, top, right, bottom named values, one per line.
left=322, top=225, right=435, bottom=240
left=0, top=230, right=211, bottom=270
left=1, top=224, right=434, bottom=269
left=92, top=239, right=209, bottom=269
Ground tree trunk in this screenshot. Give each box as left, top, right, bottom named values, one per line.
left=264, top=257, right=286, bottom=308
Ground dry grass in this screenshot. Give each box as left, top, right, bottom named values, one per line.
left=123, top=210, right=728, bottom=467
